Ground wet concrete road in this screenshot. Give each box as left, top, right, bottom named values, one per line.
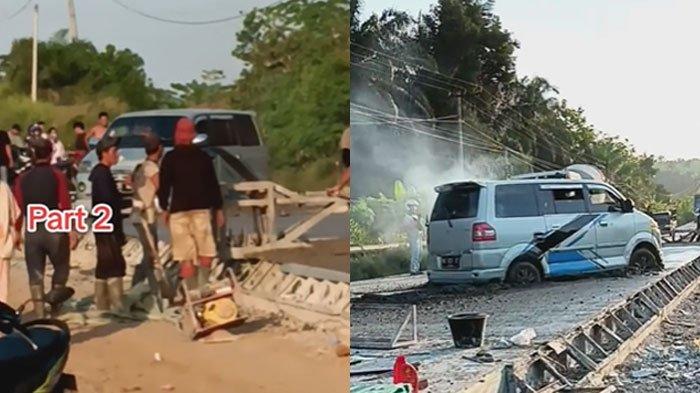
left=350, top=245, right=700, bottom=392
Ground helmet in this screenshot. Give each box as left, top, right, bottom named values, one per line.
left=405, top=199, right=419, bottom=210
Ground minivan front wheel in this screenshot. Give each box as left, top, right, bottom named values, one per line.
left=507, top=260, right=542, bottom=286
left=628, top=247, right=660, bottom=274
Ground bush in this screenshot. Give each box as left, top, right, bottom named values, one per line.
left=350, top=249, right=428, bottom=281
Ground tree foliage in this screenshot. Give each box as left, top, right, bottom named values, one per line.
left=231, top=0, right=350, bottom=169
left=0, top=38, right=167, bottom=109
left=351, top=0, right=666, bottom=208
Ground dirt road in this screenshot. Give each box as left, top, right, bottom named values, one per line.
left=6, top=237, right=349, bottom=393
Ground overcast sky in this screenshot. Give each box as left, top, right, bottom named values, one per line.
left=359, top=0, right=700, bottom=160
left=0, top=0, right=277, bottom=87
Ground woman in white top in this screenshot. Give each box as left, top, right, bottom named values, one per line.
left=49, top=127, right=66, bottom=164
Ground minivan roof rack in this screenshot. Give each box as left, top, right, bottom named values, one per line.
left=510, top=170, right=582, bottom=180
left=510, top=164, right=606, bottom=182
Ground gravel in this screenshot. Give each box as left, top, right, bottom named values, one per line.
left=609, top=289, right=700, bottom=393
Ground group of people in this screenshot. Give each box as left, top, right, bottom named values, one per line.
left=0, top=112, right=110, bottom=185
left=0, top=114, right=224, bottom=320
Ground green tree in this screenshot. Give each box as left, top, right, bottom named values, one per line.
left=231, top=0, right=350, bottom=169
left=0, top=37, right=164, bottom=108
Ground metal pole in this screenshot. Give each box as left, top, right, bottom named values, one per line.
left=457, top=92, right=464, bottom=171
left=31, top=4, right=38, bottom=102
left=67, top=0, right=78, bottom=42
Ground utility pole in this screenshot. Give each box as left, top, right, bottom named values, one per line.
left=67, top=0, right=78, bottom=42
left=456, top=91, right=464, bottom=171
left=31, top=4, right=38, bottom=102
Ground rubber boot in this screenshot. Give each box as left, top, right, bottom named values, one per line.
left=107, top=277, right=125, bottom=314
left=184, top=270, right=198, bottom=291
left=180, top=262, right=198, bottom=291
left=29, top=284, right=45, bottom=319
left=94, top=279, right=110, bottom=312
left=198, top=266, right=211, bottom=289
left=46, top=284, right=67, bottom=316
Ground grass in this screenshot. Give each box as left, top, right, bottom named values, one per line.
left=350, top=249, right=429, bottom=281
left=271, top=156, right=339, bottom=191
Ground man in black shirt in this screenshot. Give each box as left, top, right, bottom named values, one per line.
left=89, top=135, right=126, bottom=313
left=13, top=138, right=75, bottom=317
left=158, top=118, right=224, bottom=289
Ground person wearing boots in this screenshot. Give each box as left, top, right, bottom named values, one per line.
left=131, top=132, right=162, bottom=288
left=12, top=138, right=76, bottom=317
left=89, top=135, right=127, bottom=314
left=157, top=118, right=224, bottom=290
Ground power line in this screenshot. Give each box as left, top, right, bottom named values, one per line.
left=352, top=44, right=595, bottom=164
left=353, top=56, right=567, bottom=169
left=1, top=0, right=32, bottom=21
left=351, top=103, right=500, bottom=149
left=351, top=104, right=553, bottom=171
left=109, top=0, right=282, bottom=25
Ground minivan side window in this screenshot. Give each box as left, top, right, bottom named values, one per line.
left=552, top=187, right=587, bottom=214
left=539, top=186, right=588, bottom=214
left=588, top=186, right=621, bottom=213
left=495, top=184, right=539, bottom=217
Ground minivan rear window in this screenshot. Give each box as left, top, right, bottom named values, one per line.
left=431, top=187, right=479, bottom=221
left=195, top=114, right=260, bottom=146
left=110, top=116, right=182, bottom=147
left=495, top=184, right=539, bottom=217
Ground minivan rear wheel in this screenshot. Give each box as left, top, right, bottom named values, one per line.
left=507, top=260, right=542, bottom=286
left=628, top=247, right=660, bottom=275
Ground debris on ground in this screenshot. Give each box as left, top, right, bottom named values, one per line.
left=608, top=290, right=700, bottom=392
left=462, top=350, right=495, bottom=363
left=509, top=328, right=537, bottom=347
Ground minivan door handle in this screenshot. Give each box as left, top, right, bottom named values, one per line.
left=599, top=221, right=609, bottom=227
left=533, top=232, right=546, bottom=241
left=550, top=225, right=560, bottom=229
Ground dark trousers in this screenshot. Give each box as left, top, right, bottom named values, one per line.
left=24, top=226, right=70, bottom=287
left=94, top=233, right=126, bottom=279
left=132, top=220, right=158, bottom=287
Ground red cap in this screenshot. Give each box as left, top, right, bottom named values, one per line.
left=174, top=117, right=195, bottom=145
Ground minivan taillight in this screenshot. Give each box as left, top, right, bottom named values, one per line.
left=473, top=222, right=496, bottom=242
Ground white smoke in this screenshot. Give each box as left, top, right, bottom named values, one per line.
left=351, top=90, right=510, bottom=242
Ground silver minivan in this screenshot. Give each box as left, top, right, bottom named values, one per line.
left=427, top=175, right=663, bottom=285
left=75, top=109, right=268, bottom=199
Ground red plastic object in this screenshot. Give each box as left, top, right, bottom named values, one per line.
left=393, top=355, right=419, bottom=391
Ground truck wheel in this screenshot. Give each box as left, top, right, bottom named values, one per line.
left=628, top=247, right=659, bottom=274
left=507, top=260, right=542, bottom=286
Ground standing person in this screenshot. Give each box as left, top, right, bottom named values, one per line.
left=72, top=121, right=88, bottom=162
left=327, top=127, right=350, bottom=198
left=86, top=112, right=109, bottom=146
left=89, top=136, right=126, bottom=313
left=158, top=118, right=224, bottom=289
left=0, top=128, right=13, bottom=183
left=0, top=179, right=20, bottom=304
left=12, top=139, right=76, bottom=317
left=26, top=124, right=42, bottom=145
left=131, top=132, right=162, bottom=288
left=403, top=200, right=423, bottom=275
left=8, top=124, right=25, bottom=148
left=48, top=127, right=66, bottom=165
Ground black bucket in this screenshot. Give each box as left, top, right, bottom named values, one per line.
left=447, top=313, right=488, bottom=348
